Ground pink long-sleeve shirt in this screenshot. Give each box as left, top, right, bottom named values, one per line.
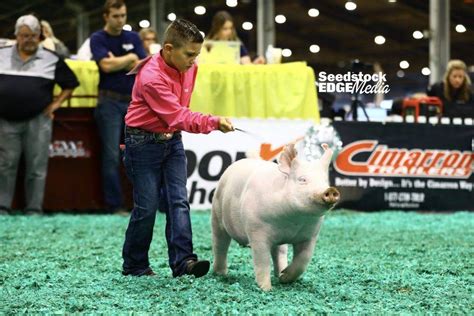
left=125, top=52, right=219, bottom=134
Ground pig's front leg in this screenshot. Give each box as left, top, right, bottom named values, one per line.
left=279, top=217, right=324, bottom=283
left=250, top=239, right=273, bottom=291
left=279, top=237, right=316, bottom=283
left=271, top=244, right=288, bottom=277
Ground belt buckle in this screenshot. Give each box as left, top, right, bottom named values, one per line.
left=156, top=132, right=173, bottom=141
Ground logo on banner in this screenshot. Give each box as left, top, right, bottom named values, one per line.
left=49, top=140, right=91, bottom=158
left=318, top=71, right=390, bottom=94
left=334, top=140, right=473, bottom=179
left=186, top=137, right=305, bottom=206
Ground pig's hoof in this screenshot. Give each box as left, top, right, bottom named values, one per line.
left=279, top=271, right=296, bottom=284
left=258, top=283, right=272, bottom=291
left=213, top=268, right=228, bottom=276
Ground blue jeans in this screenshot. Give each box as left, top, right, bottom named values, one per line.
left=122, top=129, right=197, bottom=276
left=94, top=96, right=128, bottom=210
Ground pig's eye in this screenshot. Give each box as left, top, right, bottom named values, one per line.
left=297, top=176, right=308, bottom=184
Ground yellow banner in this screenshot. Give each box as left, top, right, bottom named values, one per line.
left=56, top=60, right=319, bottom=121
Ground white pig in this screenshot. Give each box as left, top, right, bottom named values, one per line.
left=211, top=143, right=340, bottom=291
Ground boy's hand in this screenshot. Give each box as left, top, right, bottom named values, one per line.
left=218, top=117, right=234, bottom=133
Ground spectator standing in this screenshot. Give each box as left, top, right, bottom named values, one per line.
left=90, top=0, right=147, bottom=213
left=0, top=15, right=79, bottom=215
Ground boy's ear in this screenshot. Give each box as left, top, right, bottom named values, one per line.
left=163, top=43, right=173, bottom=53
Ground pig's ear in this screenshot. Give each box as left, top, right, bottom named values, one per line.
left=278, top=143, right=298, bottom=175
left=320, top=143, right=333, bottom=169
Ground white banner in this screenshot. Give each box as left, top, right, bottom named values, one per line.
left=182, top=118, right=314, bottom=209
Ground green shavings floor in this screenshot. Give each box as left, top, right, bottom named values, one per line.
left=1, top=210, right=473, bottom=314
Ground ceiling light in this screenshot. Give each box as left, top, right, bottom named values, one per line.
left=345, top=1, right=357, bottom=11
left=242, top=22, right=253, bottom=30
left=308, top=8, right=319, bottom=17
left=455, top=24, right=466, bottom=33
left=309, top=45, right=320, bottom=53
left=412, top=30, right=423, bottom=39
left=397, top=70, right=404, bottom=78
left=374, top=35, right=386, bottom=45
left=388, top=0, right=397, bottom=3
left=421, top=67, right=431, bottom=76
left=226, top=0, right=238, bottom=7
left=399, top=60, right=409, bottom=69
left=282, top=48, right=292, bottom=57
left=122, top=24, right=132, bottom=31
left=167, top=13, right=176, bottom=21
left=275, top=15, right=286, bottom=24
left=139, top=20, right=150, bottom=28
left=194, top=6, right=206, bottom=15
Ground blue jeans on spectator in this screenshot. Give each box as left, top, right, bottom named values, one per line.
left=122, top=129, right=198, bottom=277
left=94, top=96, right=128, bottom=210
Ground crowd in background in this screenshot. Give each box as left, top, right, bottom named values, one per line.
left=0, top=0, right=473, bottom=217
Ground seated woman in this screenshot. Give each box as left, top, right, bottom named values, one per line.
left=427, top=59, right=473, bottom=118
left=206, top=10, right=265, bottom=65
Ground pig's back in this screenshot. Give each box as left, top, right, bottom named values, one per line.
left=213, top=158, right=276, bottom=244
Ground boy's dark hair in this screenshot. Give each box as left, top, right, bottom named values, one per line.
left=163, top=19, right=204, bottom=48
left=103, top=0, right=125, bottom=15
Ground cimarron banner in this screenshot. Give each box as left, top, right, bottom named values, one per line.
left=332, top=121, right=473, bottom=211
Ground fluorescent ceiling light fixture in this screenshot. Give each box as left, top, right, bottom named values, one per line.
left=275, top=14, right=286, bottom=24
left=242, top=22, right=253, bottom=30
left=455, top=24, right=466, bottom=33
left=308, top=8, right=319, bottom=17
left=345, top=1, right=357, bottom=11
left=282, top=48, right=292, bottom=57
left=226, top=0, right=238, bottom=7
left=399, top=60, right=409, bottom=69
left=194, top=6, right=206, bottom=15
left=412, top=30, right=423, bottom=39
left=309, top=44, right=320, bottom=53
left=374, top=35, right=386, bottom=45
left=421, top=67, right=431, bottom=76
left=139, top=20, right=150, bottom=28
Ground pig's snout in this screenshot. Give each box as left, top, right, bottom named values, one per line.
left=322, top=187, right=340, bottom=205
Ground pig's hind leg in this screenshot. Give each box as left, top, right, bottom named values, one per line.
left=271, top=244, right=288, bottom=277
left=211, top=211, right=232, bottom=275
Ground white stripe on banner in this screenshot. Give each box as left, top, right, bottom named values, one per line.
left=182, top=118, right=314, bottom=210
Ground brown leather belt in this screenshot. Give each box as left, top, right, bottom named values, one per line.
left=126, top=126, right=179, bottom=141
left=99, top=90, right=131, bottom=102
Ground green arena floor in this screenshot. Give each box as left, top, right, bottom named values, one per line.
left=0, top=210, right=473, bottom=314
